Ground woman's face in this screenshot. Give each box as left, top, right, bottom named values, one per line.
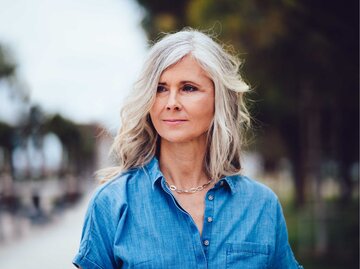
left=149, top=55, right=215, bottom=144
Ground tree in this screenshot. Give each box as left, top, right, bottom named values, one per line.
left=0, top=45, right=18, bottom=179
left=44, top=114, right=96, bottom=177
left=134, top=0, right=359, bottom=206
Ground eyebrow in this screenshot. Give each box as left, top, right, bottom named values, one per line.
left=158, top=80, right=201, bottom=87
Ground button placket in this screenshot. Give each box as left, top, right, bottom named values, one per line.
left=201, top=190, right=215, bottom=259
left=160, top=177, right=208, bottom=267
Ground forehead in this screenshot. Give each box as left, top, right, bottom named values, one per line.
left=159, top=55, right=212, bottom=84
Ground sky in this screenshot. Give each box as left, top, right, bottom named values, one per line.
left=0, top=0, right=148, bottom=130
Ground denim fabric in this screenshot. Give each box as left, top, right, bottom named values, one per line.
left=73, top=157, right=303, bottom=269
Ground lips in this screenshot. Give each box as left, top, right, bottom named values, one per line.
left=163, top=119, right=187, bottom=122
left=162, top=119, right=188, bottom=125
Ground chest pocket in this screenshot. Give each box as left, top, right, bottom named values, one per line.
left=226, top=242, right=269, bottom=269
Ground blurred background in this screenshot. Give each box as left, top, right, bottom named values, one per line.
left=0, top=0, right=358, bottom=268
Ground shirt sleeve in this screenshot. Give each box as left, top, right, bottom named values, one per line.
left=269, top=198, right=304, bottom=269
left=73, top=188, right=120, bottom=269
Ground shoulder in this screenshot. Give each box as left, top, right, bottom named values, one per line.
left=88, top=167, right=147, bottom=211
left=230, top=174, right=280, bottom=206
left=231, top=175, right=282, bottom=222
left=239, top=175, right=277, bottom=198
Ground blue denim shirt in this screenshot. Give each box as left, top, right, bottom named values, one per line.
left=73, top=157, right=303, bottom=268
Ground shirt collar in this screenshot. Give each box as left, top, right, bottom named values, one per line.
left=144, top=156, right=241, bottom=194
left=143, top=156, right=163, bottom=190
left=220, top=174, right=240, bottom=194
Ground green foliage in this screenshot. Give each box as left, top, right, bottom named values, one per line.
left=135, top=0, right=359, bottom=205
left=44, top=114, right=81, bottom=148
left=136, top=0, right=190, bottom=40
left=283, top=198, right=359, bottom=269
left=134, top=4, right=359, bottom=265
left=44, top=114, right=96, bottom=174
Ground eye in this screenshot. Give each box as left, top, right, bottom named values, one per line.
left=182, top=84, right=198, bottom=92
left=156, top=85, right=167, bottom=93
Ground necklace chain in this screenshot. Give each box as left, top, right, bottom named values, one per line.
left=165, top=178, right=215, bottom=194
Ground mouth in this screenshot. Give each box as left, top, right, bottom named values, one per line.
left=162, top=119, right=188, bottom=125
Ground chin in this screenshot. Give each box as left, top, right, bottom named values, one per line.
left=161, top=136, right=193, bottom=143
left=159, top=132, right=207, bottom=144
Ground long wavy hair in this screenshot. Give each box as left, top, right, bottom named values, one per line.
left=100, top=28, right=251, bottom=182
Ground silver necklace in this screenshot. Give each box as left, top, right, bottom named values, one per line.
left=165, top=178, right=215, bottom=194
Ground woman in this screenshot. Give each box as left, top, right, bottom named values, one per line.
left=73, top=29, right=303, bottom=268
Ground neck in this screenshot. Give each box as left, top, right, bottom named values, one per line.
left=159, top=137, right=209, bottom=189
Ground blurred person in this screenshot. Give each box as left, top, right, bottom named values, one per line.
left=73, top=29, right=303, bottom=269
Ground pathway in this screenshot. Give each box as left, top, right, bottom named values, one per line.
left=0, top=190, right=92, bottom=269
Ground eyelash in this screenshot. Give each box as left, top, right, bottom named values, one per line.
left=156, top=84, right=198, bottom=93
left=182, top=84, right=198, bottom=92
left=156, top=85, right=166, bottom=93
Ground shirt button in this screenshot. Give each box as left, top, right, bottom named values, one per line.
left=220, top=180, right=224, bottom=186
left=207, top=217, right=213, bottom=223
left=203, top=240, right=210, bottom=246
left=208, top=194, right=214, bottom=201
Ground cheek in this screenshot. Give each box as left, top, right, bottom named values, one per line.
left=149, top=106, right=163, bottom=134
left=192, top=105, right=214, bottom=130
left=204, top=103, right=215, bottom=129
left=149, top=108, right=155, bottom=120
left=204, top=109, right=215, bottom=127
left=149, top=101, right=159, bottom=120
left=149, top=111, right=158, bottom=131
left=198, top=98, right=214, bottom=120
left=149, top=98, right=164, bottom=117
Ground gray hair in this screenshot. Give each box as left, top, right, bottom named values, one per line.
left=100, top=28, right=251, bottom=182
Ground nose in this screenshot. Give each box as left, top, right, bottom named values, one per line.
left=166, top=91, right=182, bottom=111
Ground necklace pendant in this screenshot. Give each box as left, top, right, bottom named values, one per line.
left=169, top=185, right=177, bottom=191
left=165, top=178, right=215, bottom=194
